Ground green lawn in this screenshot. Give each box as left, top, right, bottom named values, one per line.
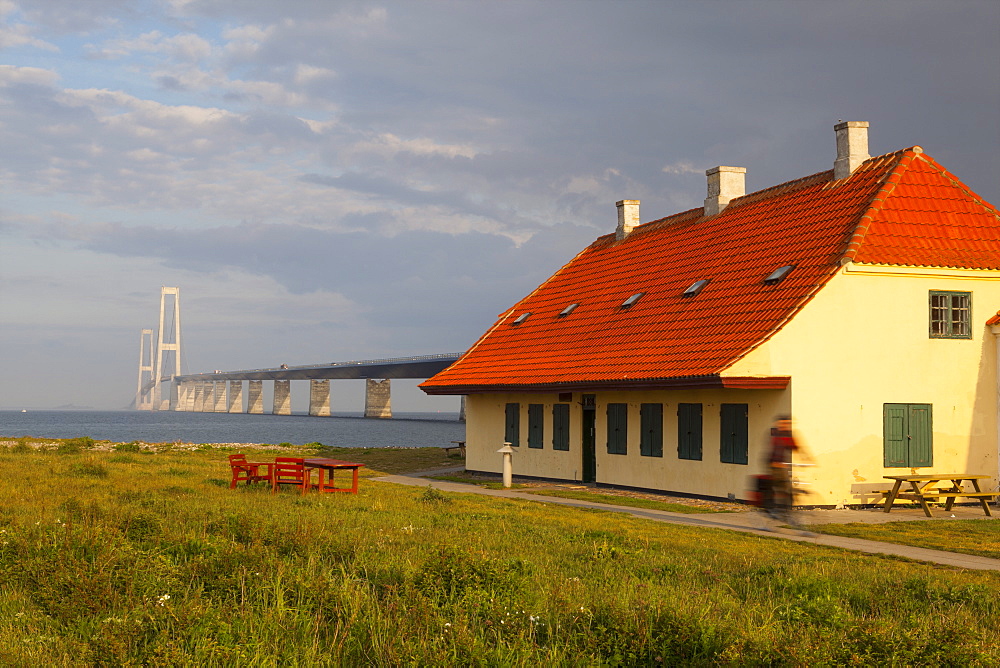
left=0, top=440, right=997, bottom=665
left=809, top=520, right=1000, bottom=560
left=428, top=474, right=726, bottom=513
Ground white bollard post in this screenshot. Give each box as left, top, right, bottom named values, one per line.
left=497, top=443, right=514, bottom=489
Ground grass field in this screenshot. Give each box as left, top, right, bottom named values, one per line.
left=1, top=438, right=998, bottom=665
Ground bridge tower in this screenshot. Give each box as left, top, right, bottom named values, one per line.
left=153, top=287, right=183, bottom=410
left=135, top=329, right=155, bottom=410
left=136, top=287, right=183, bottom=411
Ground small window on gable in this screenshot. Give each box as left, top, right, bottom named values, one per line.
left=764, top=265, right=795, bottom=285
left=559, top=303, right=579, bottom=317
left=512, top=312, right=531, bottom=325
left=621, top=293, right=644, bottom=308
left=682, top=279, right=710, bottom=297
left=929, top=291, right=971, bottom=339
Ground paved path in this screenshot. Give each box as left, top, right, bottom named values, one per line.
left=372, top=469, right=1000, bottom=572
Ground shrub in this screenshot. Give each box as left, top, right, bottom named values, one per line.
left=420, top=486, right=450, bottom=504
left=12, top=436, right=33, bottom=452
left=68, top=461, right=108, bottom=478
left=115, top=441, right=143, bottom=453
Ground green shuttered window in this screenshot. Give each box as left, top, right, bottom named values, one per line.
left=552, top=403, right=570, bottom=451
left=677, top=403, right=703, bottom=460
left=720, top=403, right=748, bottom=465
left=504, top=403, right=520, bottom=447
left=528, top=404, right=544, bottom=449
left=929, top=291, right=971, bottom=339
left=640, top=403, right=663, bottom=457
left=883, top=403, right=933, bottom=467
left=607, top=403, right=628, bottom=455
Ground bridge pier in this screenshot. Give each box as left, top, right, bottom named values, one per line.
left=180, top=383, right=195, bottom=412
left=247, top=380, right=264, bottom=414
left=459, top=395, right=466, bottom=422
left=202, top=382, right=215, bottom=412
left=273, top=380, right=292, bottom=415
left=365, top=379, right=391, bottom=418
left=168, top=381, right=179, bottom=411
left=309, top=380, right=331, bottom=416
left=195, top=382, right=215, bottom=413
left=174, top=382, right=188, bottom=411
left=213, top=381, right=227, bottom=412
left=228, top=381, right=243, bottom=413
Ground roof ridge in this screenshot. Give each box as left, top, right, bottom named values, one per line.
left=727, top=168, right=833, bottom=208
left=839, top=147, right=916, bottom=265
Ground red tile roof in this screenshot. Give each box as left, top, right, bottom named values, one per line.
left=422, top=149, right=1000, bottom=394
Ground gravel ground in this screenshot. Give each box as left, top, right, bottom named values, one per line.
left=442, top=469, right=750, bottom=512
left=0, top=438, right=299, bottom=453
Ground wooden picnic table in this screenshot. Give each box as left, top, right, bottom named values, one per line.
left=303, top=458, right=364, bottom=494
left=442, top=440, right=466, bottom=457
left=883, top=474, right=995, bottom=517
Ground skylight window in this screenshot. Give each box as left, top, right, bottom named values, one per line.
left=559, top=303, right=579, bottom=317
left=682, top=279, right=710, bottom=297
left=512, top=312, right=531, bottom=325
left=621, top=293, right=644, bottom=308
left=764, top=264, right=795, bottom=285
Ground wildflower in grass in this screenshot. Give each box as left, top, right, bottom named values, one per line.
left=156, top=594, right=170, bottom=606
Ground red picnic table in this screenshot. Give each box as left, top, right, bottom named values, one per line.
left=303, top=458, right=365, bottom=494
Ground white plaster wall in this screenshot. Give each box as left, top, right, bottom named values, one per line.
left=466, top=393, right=582, bottom=480
left=465, top=388, right=788, bottom=500
left=728, top=265, right=1000, bottom=506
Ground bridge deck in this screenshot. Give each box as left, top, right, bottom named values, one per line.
left=169, top=353, right=463, bottom=384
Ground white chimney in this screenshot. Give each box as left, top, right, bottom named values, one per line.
left=616, top=200, right=640, bottom=240
left=704, top=166, right=746, bottom=216
left=834, top=121, right=870, bottom=179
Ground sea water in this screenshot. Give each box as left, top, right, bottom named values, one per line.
left=0, top=410, right=465, bottom=448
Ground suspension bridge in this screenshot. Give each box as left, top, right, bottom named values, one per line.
left=135, top=287, right=464, bottom=419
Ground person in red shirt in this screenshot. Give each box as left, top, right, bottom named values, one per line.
left=764, top=415, right=814, bottom=526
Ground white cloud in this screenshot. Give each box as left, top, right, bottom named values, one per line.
left=0, top=63, right=59, bottom=86
left=92, top=30, right=213, bottom=62
left=293, top=63, right=335, bottom=85
left=661, top=161, right=701, bottom=175
left=0, top=3, right=57, bottom=50
left=351, top=132, right=479, bottom=160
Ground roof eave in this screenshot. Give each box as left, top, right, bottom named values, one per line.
left=420, top=375, right=791, bottom=395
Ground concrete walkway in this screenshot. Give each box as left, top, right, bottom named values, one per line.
left=372, top=469, right=1000, bottom=572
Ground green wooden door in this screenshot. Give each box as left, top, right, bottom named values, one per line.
left=640, top=403, right=663, bottom=457
left=552, top=404, right=570, bottom=451
left=504, top=403, right=520, bottom=447
left=908, top=405, right=933, bottom=467
left=528, top=404, right=544, bottom=449
left=677, top=403, right=703, bottom=460
left=582, top=395, right=596, bottom=483
left=606, top=403, right=628, bottom=455
left=720, top=403, right=748, bottom=464
left=883, top=403, right=933, bottom=467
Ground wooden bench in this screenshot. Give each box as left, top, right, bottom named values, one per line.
left=442, top=441, right=466, bottom=457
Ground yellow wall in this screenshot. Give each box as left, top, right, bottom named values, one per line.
left=727, top=264, right=999, bottom=505
left=465, top=389, right=788, bottom=501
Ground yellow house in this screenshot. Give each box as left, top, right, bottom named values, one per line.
left=421, top=122, right=1000, bottom=507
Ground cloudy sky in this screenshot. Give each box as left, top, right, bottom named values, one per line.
left=1, top=0, right=998, bottom=411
